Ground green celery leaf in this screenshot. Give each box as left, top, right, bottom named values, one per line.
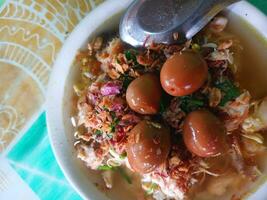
left=215, top=78, right=240, bottom=106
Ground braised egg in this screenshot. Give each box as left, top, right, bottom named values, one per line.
left=126, top=120, right=171, bottom=174
left=183, top=110, right=227, bottom=157
left=160, top=51, right=208, bottom=96
left=126, top=73, right=162, bottom=114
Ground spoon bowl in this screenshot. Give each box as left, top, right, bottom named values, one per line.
left=120, top=0, right=241, bottom=47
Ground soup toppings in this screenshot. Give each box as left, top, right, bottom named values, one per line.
left=73, top=15, right=267, bottom=200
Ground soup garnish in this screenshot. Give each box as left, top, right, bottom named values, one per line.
left=73, top=15, right=267, bottom=200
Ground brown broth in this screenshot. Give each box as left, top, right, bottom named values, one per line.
left=191, top=13, right=267, bottom=200
left=227, top=14, right=267, bottom=100
left=228, top=11, right=267, bottom=199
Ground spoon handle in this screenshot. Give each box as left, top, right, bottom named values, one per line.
left=185, top=0, right=242, bottom=39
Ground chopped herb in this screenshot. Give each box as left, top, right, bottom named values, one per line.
left=103, top=105, right=109, bottom=111
left=215, top=78, right=240, bottom=106
left=110, top=116, right=120, bottom=133
left=107, top=133, right=114, bottom=139
left=97, top=165, right=113, bottom=171
left=119, top=152, right=127, bottom=160
left=95, top=130, right=103, bottom=135
left=116, top=167, right=132, bottom=184
left=146, top=183, right=158, bottom=195
left=192, top=43, right=201, bottom=52
left=110, top=111, right=116, bottom=119
left=179, top=95, right=205, bottom=113
left=121, top=75, right=134, bottom=90
left=159, top=92, right=172, bottom=114
left=116, top=58, right=121, bottom=64
left=125, top=50, right=137, bottom=64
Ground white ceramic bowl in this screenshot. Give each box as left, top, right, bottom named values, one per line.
left=46, top=0, right=267, bottom=199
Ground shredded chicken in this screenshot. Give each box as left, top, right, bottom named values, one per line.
left=76, top=143, right=108, bottom=170
left=218, top=39, right=233, bottom=50
left=208, top=16, right=228, bottom=33
left=209, top=87, right=222, bottom=107
left=222, top=91, right=251, bottom=131
left=142, top=172, right=185, bottom=200
left=207, top=49, right=234, bottom=65
left=242, top=98, right=267, bottom=132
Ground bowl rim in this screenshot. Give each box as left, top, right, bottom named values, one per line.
left=46, top=1, right=267, bottom=200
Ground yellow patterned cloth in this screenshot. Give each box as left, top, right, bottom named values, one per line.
left=0, top=1, right=104, bottom=199
left=0, top=0, right=103, bottom=152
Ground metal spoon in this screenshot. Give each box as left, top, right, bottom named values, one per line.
left=120, top=0, right=241, bottom=47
